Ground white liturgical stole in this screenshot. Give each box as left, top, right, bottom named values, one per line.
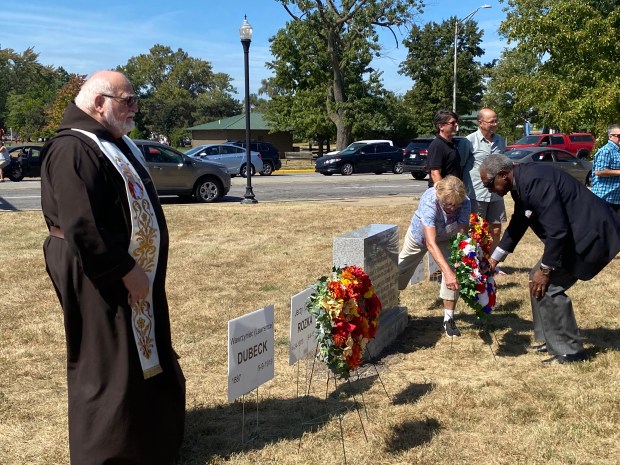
left=72, top=129, right=162, bottom=379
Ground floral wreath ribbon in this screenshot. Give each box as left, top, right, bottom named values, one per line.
left=71, top=129, right=162, bottom=379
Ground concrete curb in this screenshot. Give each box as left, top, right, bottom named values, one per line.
left=273, top=169, right=315, bottom=174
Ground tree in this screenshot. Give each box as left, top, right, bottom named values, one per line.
left=119, top=45, right=240, bottom=140
left=498, top=0, right=620, bottom=141
left=192, top=73, right=242, bottom=123
left=277, top=0, right=423, bottom=150
left=482, top=49, right=541, bottom=142
left=264, top=16, right=337, bottom=150
left=1, top=46, right=70, bottom=140
left=400, top=19, right=487, bottom=135
left=44, top=74, right=86, bottom=137
left=6, top=93, right=47, bottom=140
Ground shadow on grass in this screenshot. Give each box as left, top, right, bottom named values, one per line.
left=497, top=265, right=533, bottom=274
left=496, top=281, right=521, bottom=290
left=385, top=417, right=441, bottom=452
left=381, top=315, right=445, bottom=353
left=182, top=395, right=358, bottom=463
left=391, top=382, right=435, bottom=406
left=459, top=299, right=534, bottom=357
left=582, top=327, right=620, bottom=351
left=381, top=304, right=536, bottom=357
left=181, top=373, right=385, bottom=463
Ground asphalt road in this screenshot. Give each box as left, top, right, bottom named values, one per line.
left=0, top=171, right=430, bottom=212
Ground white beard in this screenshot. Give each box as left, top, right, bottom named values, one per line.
left=103, top=105, right=135, bottom=136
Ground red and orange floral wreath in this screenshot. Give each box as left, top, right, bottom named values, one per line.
left=449, top=213, right=497, bottom=320
left=307, top=266, right=382, bottom=379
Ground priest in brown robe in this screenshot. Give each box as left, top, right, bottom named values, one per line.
left=41, top=70, right=185, bottom=465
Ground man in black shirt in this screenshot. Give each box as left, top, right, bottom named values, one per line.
left=427, top=109, right=461, bottom=187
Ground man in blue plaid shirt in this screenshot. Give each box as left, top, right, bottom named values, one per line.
left=592, top=124, right=620, bottom=213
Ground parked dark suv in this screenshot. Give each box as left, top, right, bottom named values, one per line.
left=314, top=141, right=403, bottom=176
left=229, top=140, right=282, bottom=175
left=402, top=136, right=464, bottom=180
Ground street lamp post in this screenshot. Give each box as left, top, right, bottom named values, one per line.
left=452, top=4, right=491, bottom=113
left=240, top=15, right=257, bottom=204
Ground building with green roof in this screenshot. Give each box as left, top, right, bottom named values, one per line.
left=187, top=112, right=293, bottom=153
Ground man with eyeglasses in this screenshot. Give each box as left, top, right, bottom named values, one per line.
left=591, top=124, right=620, bottom=213
left=40, top=71, right=185, bottom=464
left=427, top=109, right=461, bottom=187
left=479, top=153, right=620, bottom=365
left=460, top=108, right=506, bottom=251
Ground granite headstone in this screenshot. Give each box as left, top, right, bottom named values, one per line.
left=333, top=224, right=408, bottom=358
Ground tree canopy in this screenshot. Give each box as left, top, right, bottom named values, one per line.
left=482, top=47, right=541, bottom=142
left=274, top=0, right=423, bottom=150
left=0, top=46, right=71, bottom=140
left=497, top=0, right=620, bottom=140
left=400, top=18, right=487, bottom=135
left=0, top=44, right=241, bottom=145
left=44, top=75, right=86, bottom=135
left=119, top=45, right=241, bottom=144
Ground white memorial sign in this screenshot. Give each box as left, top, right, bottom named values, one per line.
left=409, top=254, right=426, bottom=285
left=289, top=287, right=316, bottom=365
left=227, top=305, right=275, bottom=402
left=427, top=252, right=440, bottom=276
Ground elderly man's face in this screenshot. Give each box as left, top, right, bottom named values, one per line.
left=478, top=110, right=498, bottom=136
left=100, top=82, right=138, bottom=138
left=480, top=168, right=512, bottom=197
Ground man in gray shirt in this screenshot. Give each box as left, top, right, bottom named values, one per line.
left=461, top=108, right=506, bottom=250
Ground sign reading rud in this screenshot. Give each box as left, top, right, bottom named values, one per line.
left=227, top=305, right=275, bottom=402
left=289, top=287, right=316, bottom=365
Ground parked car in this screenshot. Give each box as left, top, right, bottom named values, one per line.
left=229, top=140, right=282, bottom=175
left=506, top=133, right=595, bottom=159
left=132, top=139, right=231, bottom=202
left=185, top=143, right=263, bottom=177
left=401, top=137, right=465, bottom=180
left=505, top=147, right=593, bottom=186
left=315, top=141, right=403, bottom=176
left=7, top=144, right=43, bottom=178
left=325, top=139, right=394, bottom=156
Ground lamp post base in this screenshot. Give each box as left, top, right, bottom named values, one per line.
left=241, top=187, right=258, bottom=204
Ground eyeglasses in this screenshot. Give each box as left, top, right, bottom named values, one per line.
left=480, top=119, right=499, bottom=125
left=101, top=94, right=138, bottom=107
left=443, top=120, right=458, bottom=126
left=482, top=175, right=497, bottom=189
left=610, top=134, right=620, bottom=138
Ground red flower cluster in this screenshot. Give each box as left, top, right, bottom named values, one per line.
left=308, top=265, right=383, bottom=379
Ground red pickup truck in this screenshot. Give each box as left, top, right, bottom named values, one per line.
left=506, top=133, right=595, bottom=159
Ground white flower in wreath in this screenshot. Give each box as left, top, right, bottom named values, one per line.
left=477, top=291, right=489, bottom=307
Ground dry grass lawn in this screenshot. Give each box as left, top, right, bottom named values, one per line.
left=1, top=196, right=619, bottom=465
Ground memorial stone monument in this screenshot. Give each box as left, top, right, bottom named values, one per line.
left=333, top=224, right=408, bottom=358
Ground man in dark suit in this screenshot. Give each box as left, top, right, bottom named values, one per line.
left=479, top=154, right=620, bottom=364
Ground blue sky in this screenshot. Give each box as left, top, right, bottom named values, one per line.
left=2, top=1, right=506, bottom=98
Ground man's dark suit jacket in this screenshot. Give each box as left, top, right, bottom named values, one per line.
left=498, top=163, right=620, bottom=281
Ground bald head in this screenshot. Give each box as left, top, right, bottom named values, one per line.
left=75, top=70, right=138, bottom=138
left=477, top=107, right=498, bottom=138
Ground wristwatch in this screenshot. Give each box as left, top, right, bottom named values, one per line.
left=539, top=265, right=553, bottom=276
